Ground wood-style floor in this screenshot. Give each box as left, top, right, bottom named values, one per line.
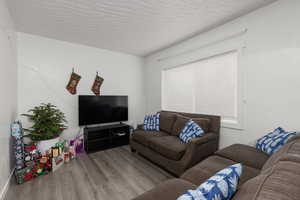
left=5, top=146, right=173, bottom=200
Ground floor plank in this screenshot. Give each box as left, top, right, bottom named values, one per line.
left=5, top=146, right=173, bottom=200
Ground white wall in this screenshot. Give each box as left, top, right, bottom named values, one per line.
left=144, top=0, right=300, bottom=148
left=0, top=0, right=17, bottom=197
left=17, top=33, right=145, bottom=139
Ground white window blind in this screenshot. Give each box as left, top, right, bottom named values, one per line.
left=162, top=51, right=239, bottom=125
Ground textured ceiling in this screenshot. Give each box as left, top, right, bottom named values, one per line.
left=7, top=0, right=276, bottom=56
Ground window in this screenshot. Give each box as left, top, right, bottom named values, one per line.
left=162, top=51, right=241, bottom=128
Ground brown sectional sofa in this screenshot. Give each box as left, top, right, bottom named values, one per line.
left=133, top=135, right=300, bottom=200
left=130, top=111, right=221, bottom=176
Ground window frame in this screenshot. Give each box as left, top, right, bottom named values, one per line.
left=161, top=48, right=244, bottom=130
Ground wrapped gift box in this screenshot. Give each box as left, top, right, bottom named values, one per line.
left=15, top=165, right=35, bottom=184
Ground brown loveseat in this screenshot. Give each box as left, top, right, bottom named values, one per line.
left=130, top=111, right=221, bottom=176
left=133, top=135, right=300, bottom=200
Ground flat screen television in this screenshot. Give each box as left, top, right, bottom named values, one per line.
left=79, top=95, right=128, bottom=126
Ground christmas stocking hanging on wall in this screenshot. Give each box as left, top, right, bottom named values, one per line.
left=91, top=72, right=104, bottom=96
left=66, top=68, right=81, bottom=95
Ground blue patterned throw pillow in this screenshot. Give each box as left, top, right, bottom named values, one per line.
left=143, top=114, right=160, bottom=131
left=256, top=127, right=285, bottom=153
left=179, top=120, right=204, bottom=143
left=256, top=127, right=299, bottom=155
left=177, top=163, right=242, bottom=200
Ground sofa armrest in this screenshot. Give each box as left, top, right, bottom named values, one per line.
left=189, top=132, right=218, bottom=146
left=181, top=133, right=219, bottom=171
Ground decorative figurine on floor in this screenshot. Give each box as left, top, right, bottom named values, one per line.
left=35, top=155, right=52, bottom=176
left=66, top=68, right=81, bottom=95
left=64, top=147, right=70, bottom=163
left=91, top=71, right=104, bottom=96
left=24, top=144, right=40, bottom=162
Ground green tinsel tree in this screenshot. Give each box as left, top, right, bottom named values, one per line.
left=22, top=103, right=67, bottom=141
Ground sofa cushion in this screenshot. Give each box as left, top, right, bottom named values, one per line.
left=262, top=137, right=300, bottom=171
left=132, top=178, right=196, bottom=200
left=172, top=115, right=210, bottom=136
left=181, top=156, right=260, bottom=186
left=148, top=136, right=187, bottom=161
left=159, top=111, right=177, bottom=134
left=215, top=144, right=269, bottom=169
left=131, top=130, right=169, bottom=147
left=233, top=160, right=300, bottom=200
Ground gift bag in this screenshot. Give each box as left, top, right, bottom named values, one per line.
left=70, top=135, right=84, bottom=155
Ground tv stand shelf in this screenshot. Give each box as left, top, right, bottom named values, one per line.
left=84, top=123, right=130, bottom=153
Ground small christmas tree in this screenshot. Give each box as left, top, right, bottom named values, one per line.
left=22, top=103, right=67, bottom=141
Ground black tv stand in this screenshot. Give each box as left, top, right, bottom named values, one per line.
left=84, top=123, right=130, bottom=153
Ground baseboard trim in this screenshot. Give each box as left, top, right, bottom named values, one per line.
left=0, top=168, right=14, bottom=200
